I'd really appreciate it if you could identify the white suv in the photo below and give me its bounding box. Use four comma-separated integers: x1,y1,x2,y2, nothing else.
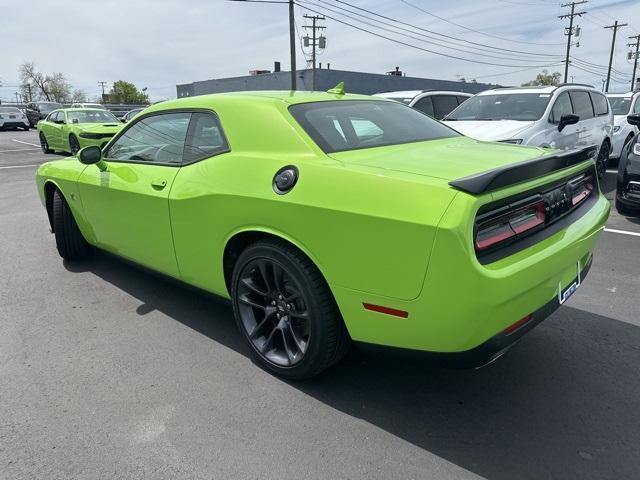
374,90,473,120
606,91,640,160
443,84,614,177
0,106,30,131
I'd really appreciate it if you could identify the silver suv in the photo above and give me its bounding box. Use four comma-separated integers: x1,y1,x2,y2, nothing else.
443,84,614,177
606,91,640,160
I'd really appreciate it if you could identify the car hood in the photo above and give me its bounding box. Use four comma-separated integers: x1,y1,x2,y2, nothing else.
442,120,536,141
76,123,121,133
328,136,550,182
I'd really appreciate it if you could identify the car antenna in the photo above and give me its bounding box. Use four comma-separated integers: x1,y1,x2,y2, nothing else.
327,82,345,95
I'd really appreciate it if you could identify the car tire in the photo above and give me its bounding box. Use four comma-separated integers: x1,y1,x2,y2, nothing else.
39,133,53,154
596,140,611,179
52,189,91,261
23,126,30,131
615,198,639,216
231,239,350,380
69,134,81,155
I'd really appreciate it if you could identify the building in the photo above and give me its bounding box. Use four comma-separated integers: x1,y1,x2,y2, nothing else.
176,68,497,98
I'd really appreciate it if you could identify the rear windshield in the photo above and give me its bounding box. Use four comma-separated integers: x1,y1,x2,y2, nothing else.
38,103,62,114
445,93,552,121
0,107,21,113
289,100,458,153
607,96,632,115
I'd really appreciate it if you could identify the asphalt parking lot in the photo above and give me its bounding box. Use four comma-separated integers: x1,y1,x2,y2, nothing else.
1,129,639,480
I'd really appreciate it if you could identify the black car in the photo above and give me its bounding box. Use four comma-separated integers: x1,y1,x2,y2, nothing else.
616,114,640,215
25,101,62,127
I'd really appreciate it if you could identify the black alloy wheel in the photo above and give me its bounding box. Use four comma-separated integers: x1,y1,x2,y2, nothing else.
39,132,53,154
231,239,350,379
596,141,611,179
69,135,81,155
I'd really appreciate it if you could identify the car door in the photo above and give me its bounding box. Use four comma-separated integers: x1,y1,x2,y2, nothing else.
546,92,579,150
76,111,192,276
47,111,65,149
590,91,613,147
569,90,596,148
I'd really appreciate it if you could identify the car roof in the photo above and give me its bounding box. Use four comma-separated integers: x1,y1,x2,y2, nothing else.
62,108,113,113
375,90,473,98
606,92,637,97
478,83,602,96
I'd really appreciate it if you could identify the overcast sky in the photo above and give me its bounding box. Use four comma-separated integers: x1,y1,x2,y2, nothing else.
1,0,639,102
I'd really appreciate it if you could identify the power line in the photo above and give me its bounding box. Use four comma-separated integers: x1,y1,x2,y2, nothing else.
294,1,562,68
398,0,566,46
298,0,563,63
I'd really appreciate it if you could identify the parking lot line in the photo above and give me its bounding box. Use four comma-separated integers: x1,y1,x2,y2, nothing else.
604,228,640,237
0,148,42,153
0,164,42,169
12,139,41,147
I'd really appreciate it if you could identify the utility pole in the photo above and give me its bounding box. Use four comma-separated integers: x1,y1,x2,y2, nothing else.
289,0,296,90
628,34,640,91
303,14,326,91
98,81,108,99
14,92,20,105
604,21,627,92
559,1,587,83
26,83,32,102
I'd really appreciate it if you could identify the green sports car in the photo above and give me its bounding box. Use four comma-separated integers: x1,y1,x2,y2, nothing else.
37,108,122,155
35,87,610,379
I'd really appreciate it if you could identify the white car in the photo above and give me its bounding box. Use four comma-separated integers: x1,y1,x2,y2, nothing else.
374,90,473,120
443,84,614,177
0,106,30,131
70,103,106,110
606,91,640,159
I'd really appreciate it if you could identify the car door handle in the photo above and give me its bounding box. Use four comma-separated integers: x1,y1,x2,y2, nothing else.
151,179,167,189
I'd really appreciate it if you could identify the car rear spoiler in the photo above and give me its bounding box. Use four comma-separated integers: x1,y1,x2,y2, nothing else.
448,145,598,195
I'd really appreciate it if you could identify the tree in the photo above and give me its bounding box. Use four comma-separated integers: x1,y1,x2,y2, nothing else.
71,89,87,103
521,70,562,87
107,80,149,104
19,62,74,102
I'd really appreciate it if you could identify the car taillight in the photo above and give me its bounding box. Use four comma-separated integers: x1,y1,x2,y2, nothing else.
475,200,545,251
570,175,593,206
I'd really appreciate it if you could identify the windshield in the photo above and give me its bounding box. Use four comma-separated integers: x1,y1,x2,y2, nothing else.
445,93,551,121
38,103,62,114
290,100,458,153
67,110,119,124
607,96,632,115
0,107,21,113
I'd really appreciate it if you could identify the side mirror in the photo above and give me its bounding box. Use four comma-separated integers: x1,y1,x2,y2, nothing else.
558,114,580,132
627,114,640,127
78,146,102,164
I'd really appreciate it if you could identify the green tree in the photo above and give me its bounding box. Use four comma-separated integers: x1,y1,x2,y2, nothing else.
108,80,149,104
521,70,562,87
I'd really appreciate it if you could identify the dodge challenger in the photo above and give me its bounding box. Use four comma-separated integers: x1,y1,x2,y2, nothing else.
35,86,610,379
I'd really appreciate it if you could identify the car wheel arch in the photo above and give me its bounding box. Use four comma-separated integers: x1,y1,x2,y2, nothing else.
222,228,331,297
44,181,63,232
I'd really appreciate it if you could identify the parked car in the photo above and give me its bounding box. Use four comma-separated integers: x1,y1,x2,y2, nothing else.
121,107,144,123
606,91,640,161
70,102,106,110
374,90,473,119
443,84,614,178
25,101,62,127
0,106,30,131
616,113,640,215
37,108,122,155
35,89,609,379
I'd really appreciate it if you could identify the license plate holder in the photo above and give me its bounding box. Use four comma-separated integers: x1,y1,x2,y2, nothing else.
558,261,582,305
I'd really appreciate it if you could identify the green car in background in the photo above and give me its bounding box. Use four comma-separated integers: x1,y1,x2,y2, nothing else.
35,88,610,379
37,108,122,155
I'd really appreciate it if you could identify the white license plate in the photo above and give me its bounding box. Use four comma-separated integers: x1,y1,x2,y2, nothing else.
558,262,582,305
9,115,16,118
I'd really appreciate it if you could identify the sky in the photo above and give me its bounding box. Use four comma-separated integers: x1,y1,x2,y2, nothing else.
0,0,639,103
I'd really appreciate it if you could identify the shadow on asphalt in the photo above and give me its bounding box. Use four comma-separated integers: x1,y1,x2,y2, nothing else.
65,251,640,480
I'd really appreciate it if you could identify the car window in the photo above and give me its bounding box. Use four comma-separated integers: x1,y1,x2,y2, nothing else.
413,96,434,117
183,112,229,163
634,99,640,114
569,91,594,120
456,96,470,105
590,92,609,116
67,110,119,124
290,100,458,153
51,111,62,123
432,95,459,120
549,92,573,124
105,112,191,164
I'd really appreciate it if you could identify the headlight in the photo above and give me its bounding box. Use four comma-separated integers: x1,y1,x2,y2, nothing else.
498,139,523,144
79,132,102,139
613,126,621,133
634,143,640,156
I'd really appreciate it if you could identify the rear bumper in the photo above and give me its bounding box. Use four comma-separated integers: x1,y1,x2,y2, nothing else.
0,121,29,128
